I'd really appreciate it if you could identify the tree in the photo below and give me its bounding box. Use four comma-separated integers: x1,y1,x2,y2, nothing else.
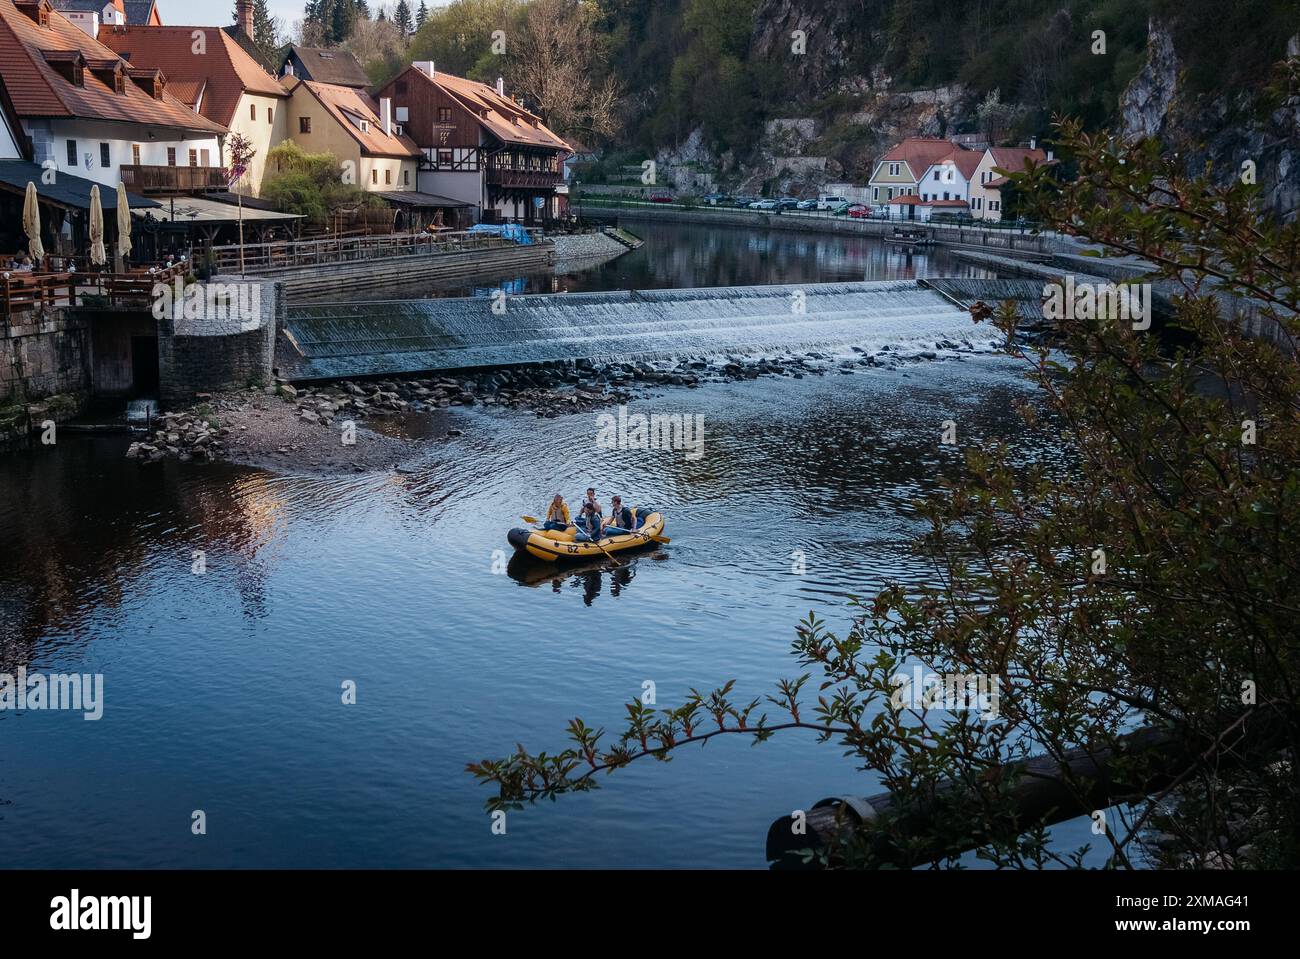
468,112,1300,869
408,0,526,83
507,0,623,141
394,0,413,35
416,0,428,27
232,0,282,62
342,14,408,84
261,141,385,228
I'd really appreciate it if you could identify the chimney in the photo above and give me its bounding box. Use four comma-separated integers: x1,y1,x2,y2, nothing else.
284,60,294,77
496,77,504,97
1029,136,1037,150
413,60,435,77
1046,149,1054,161
236,0,253,36
380,97,392,136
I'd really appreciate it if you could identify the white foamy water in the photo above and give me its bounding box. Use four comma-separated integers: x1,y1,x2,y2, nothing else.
284,280,1003,379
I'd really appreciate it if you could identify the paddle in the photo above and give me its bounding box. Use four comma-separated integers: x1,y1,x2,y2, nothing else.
605,525,671,545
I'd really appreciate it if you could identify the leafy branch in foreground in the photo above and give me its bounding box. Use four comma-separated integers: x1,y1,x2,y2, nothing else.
470,97,1300,868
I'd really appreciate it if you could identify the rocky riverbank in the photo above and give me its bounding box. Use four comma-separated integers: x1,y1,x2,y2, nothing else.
125,338,996,472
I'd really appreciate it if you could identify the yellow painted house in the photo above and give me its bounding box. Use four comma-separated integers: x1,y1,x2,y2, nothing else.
281,77,420,194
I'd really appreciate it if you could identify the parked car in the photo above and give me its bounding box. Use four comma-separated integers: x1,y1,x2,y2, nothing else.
702,192,731,205
774,197,800,210
731,196,757,208
846,204,872,219
749,199,779,210
796,198,818,210
829,201,853,215
648,192,675,203
818,194,851,210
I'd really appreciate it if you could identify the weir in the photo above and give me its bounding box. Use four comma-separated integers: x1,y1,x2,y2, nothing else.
280,280,1005,381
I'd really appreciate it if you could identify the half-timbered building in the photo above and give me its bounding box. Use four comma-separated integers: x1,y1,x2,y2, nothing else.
375,62,571,225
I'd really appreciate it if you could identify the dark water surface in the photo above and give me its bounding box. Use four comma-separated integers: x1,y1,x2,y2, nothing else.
0,358,1058,867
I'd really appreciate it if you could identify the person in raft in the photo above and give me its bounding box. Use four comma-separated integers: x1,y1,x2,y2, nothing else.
574,501,603,541
542,494,571,531
602,496,635,533
581,487,601,515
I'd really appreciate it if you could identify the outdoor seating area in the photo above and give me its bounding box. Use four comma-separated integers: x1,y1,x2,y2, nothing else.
1,262,188,319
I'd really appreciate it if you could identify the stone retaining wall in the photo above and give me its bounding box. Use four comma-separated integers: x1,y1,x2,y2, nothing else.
157,278,281,406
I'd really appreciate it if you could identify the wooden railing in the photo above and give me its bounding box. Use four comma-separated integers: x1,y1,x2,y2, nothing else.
208,229,542,273
487,167,563,189
119,164,228,193
1,262,188,318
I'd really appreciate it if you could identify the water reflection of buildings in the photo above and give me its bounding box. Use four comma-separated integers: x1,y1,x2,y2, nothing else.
0,441,289,668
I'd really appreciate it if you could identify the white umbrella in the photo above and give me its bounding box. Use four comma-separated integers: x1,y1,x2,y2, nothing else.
115,181,132,267
89,185,106,267
23,181,44,262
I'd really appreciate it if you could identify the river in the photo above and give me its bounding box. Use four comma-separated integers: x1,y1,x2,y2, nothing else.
1,222,1063,868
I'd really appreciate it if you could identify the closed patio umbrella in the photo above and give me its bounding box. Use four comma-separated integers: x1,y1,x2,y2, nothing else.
89,185,106,267
23,181,44,263
115,181,132,270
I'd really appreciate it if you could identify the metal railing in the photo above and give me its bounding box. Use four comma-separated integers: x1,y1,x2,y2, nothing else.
571,195,1047,235
208,229,544,274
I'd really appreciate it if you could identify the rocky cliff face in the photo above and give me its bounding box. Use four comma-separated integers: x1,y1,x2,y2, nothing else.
750,0,865,99
1122,19,1299,222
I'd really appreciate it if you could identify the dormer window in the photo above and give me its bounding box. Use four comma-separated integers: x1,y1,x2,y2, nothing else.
86,58,126,93
128,67,166,100
15,0,52,27
44,50,86,87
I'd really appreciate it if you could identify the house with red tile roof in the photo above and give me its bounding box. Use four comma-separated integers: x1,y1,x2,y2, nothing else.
374,62,573,224
867,137,960,205
916,148,983,207
0,0,224,192
98,22,289,196
280,75,421,194
970,144,1049,221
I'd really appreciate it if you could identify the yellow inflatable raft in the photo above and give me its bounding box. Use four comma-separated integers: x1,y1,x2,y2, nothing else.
507,512,666,563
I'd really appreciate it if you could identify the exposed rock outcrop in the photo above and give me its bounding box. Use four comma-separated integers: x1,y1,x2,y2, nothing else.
1121,19,1299,222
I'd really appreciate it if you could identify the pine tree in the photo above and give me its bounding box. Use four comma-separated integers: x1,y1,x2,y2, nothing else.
416,1,428,28
394,0,412,35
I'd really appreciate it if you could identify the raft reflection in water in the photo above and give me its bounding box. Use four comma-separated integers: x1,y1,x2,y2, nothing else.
506,550,667,606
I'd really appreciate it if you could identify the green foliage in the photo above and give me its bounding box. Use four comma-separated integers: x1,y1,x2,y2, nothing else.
468,112,1300,868
260,141,383,226
408,0,526,83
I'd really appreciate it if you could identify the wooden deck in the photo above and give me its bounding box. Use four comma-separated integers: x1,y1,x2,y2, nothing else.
2,263,188,319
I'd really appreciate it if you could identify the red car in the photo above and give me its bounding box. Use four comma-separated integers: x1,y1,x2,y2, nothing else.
649,193,675,203
846,204,871,219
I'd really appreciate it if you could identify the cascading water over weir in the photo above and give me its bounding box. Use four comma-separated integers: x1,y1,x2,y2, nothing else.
279,280,1008,381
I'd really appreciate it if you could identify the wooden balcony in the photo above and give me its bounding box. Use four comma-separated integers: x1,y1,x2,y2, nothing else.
119,164,228,194
486,167,563,190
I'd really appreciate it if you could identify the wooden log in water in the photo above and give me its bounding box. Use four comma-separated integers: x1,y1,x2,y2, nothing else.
765,723,1218,868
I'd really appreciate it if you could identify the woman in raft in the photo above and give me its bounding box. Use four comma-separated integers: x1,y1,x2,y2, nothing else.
542,494,571,532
